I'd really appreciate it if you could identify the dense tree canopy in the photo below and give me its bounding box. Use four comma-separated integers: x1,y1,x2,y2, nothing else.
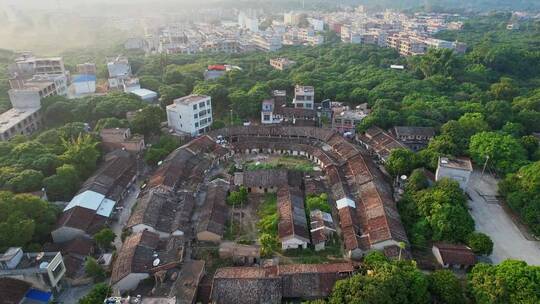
0,192,58,251
468,260,540,304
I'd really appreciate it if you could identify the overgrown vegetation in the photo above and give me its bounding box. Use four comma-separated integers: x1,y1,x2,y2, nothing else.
256,193,279,257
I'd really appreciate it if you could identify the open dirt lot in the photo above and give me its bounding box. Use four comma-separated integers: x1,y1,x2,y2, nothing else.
466,170,540,265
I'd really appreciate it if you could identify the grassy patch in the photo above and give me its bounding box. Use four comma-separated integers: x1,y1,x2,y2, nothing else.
282,236,344,264
245,156,315,172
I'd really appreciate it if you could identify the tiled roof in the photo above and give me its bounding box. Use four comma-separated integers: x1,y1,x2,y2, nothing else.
55,206,107,235
434,243,476,266
277,187,310,242
0,278,31,304
205,126,410,253
128,190,194,235
197,179,229,237
211,267,282,304
111,231,160,284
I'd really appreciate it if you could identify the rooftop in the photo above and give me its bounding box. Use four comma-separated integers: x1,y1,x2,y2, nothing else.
172,94,210,106
0,107,40,134
438,157,473,171
295,85,314,94
72,74,97,83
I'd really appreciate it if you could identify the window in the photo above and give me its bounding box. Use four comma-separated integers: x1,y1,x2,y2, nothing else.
199,102,206,108
51,261,65,280
206,100,210,106
305,103,312,108
264,114,270,121
193,104,197,110
194,114,198,119
195,122,199,127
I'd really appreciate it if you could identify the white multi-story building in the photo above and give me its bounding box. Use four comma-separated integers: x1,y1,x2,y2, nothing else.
292,85,315,109
250,34,282,52
167,95,213,136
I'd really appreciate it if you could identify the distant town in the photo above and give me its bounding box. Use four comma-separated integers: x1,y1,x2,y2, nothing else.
0,2,539,304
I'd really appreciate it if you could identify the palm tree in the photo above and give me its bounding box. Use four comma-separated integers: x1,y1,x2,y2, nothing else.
398,242,407,261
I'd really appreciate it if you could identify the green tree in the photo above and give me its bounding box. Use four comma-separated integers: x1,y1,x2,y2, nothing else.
306,193,331,213
405,169,429,193
79,283,111,304
4,169,44,193
385,148,419,177
93,228,116,251
429,270,466,304
468,260,540,304
84,257,106,282
131,105,165,136
259,233,278,257
43,164,81,201
489,77,519,101
469,131,528,175
60,134,100,178
498,161,540,235
0,192,58,251
328,259,430,304
467,232,494,255
94,117,129,131
227,187,248,207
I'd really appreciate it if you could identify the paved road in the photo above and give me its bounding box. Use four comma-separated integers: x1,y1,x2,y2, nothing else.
112,185,141,250
56,284,94,304
467,170,540,265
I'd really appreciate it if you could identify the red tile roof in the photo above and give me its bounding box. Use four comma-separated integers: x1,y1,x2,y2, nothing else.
433,243,476,266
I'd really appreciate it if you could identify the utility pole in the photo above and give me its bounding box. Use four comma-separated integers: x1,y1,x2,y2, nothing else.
481,155,490,177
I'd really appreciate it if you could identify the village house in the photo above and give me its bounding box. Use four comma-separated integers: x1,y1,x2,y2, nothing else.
110,231,185,293
234,169,303,194
309,209,336,251
52,151,137,243
99,127,145,153
356,126,409,162
127,190,195,238
219,242,261,266
277,186,311,250
432,243,476,269
0,247,66,293
391,126,435,151
210,262,354,303
196,179,230,242
211,267,282,304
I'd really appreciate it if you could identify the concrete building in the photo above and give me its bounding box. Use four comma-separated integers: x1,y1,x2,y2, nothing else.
251,34,282,52
308,18,325,31
0,107,42,141
100,128,145,153
0,88,43,141
0,248,66,292
11,53,66,77
238,11,259,32
107,56,132,78
332,108,367,136
72,74,96,95
76,63,97,75
292,85,315,109
130,88,158,102
284,12,302,26
391,126,435,151
166,95,213,136
269,58,296,71
435,157,473,190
